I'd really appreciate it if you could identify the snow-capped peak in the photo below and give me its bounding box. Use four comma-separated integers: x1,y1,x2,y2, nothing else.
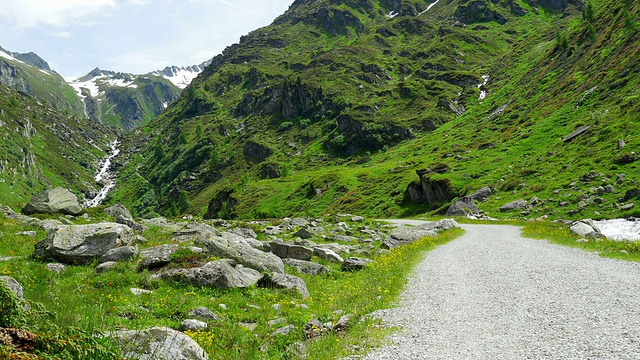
148,61,210,89
68,68,138,99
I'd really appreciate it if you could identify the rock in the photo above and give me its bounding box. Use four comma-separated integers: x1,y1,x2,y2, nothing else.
570,220,604,239
195,235,284,273
45,263,65,274
34,223,136,265
0,276,24,301
621,203,635,211
104,204,133,220
341,257,373,271
22,187,83,216
154,259,263,289
137,244,180,270
16,231,37,236
229,227,257,239
381,237,399,250
273,324,295,336
189,307,221,321
98,245,138,263
304,319,328,338
351,216,365,222
499,199,528,212
268,318,287,327
115,215,145,233
238,322,257,331
445,197,479,216
130,288,153,295
269,241,313,261
110,327,209,360
334,314,352,332
221,232,268,251
282,258,330,275
259,272,310,298
95,261,117,274
605,185,615,193
469,186,492,202
313,247,344,263
180,319,208,332
264,226,283,235
293,227,314,239
387,226,436,244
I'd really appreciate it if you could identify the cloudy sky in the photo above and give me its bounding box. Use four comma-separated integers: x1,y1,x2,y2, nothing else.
0,0,295,79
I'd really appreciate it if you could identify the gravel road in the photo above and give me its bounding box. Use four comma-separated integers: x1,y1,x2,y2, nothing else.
355,223,640,359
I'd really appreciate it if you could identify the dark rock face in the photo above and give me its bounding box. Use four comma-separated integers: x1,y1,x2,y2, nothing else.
204,191,237,220
455,0,508,24
406,172,455,205
259,162,281,179
243,141,272,161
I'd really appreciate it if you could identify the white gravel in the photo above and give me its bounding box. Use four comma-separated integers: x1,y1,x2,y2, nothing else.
354,224,640,359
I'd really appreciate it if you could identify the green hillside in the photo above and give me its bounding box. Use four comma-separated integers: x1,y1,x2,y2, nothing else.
0,84,117,209
110,0,639,220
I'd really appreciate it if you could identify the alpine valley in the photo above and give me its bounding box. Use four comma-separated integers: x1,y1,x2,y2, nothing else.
1,0,639,220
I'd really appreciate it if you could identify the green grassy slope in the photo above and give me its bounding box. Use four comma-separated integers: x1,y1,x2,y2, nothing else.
110,0,639,220
0,84,118,210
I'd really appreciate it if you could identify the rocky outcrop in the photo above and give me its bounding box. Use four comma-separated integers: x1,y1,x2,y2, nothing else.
109,327,209,360
22,187,82,216
195,235,285,273
154,259,263,289
243,141,272,161
406,171,455,205
499,199,528,212
469,187,492,202
34,223,136,265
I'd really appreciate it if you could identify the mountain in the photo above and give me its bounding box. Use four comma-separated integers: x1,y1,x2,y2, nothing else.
68,68,182,130
0,46,85,117
109,0,639,220
0,82,117,209
148,60,211,89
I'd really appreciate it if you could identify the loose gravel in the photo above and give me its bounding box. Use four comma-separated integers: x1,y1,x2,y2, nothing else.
354,224,640,359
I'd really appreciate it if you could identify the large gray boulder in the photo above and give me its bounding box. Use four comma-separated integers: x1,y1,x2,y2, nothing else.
0,276,24,301
570,219,604,239
259,272,310,298
137,244,181,270
110,327,209,360
154,259,263,289
269,241,313,261
34,223,136,265
104,204,133,220
446,197,479,216
98,245,138,263
499,199,528,212
283,258,330,275
313,247,344,263
469,186,492,202
22,187,82,216
195,235,284,273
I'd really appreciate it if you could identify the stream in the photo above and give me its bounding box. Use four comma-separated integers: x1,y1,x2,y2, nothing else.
85,139,120,208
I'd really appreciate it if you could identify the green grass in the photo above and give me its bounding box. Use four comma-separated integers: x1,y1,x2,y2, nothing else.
0,214,463,359
522,220,640,262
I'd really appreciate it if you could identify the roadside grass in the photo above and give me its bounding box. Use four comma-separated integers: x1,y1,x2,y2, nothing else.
0,214,463,359
522,220,640,262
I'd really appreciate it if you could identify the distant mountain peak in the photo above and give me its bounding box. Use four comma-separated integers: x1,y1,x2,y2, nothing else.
147,59,211,89
0,46,52,72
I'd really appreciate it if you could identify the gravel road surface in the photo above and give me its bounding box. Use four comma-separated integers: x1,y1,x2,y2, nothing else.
356,223,640,359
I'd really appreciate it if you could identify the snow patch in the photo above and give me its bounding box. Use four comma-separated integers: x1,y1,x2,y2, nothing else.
160,68,200,89
0,50,25,64
387,11,398,19
105,78,138,89
478,75,489,100
594,219,640,242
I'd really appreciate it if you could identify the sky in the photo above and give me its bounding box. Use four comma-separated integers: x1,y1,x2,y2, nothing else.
0,0,296,79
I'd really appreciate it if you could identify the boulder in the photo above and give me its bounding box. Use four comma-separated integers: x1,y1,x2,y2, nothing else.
22,187,82,216
45,263,66,274
154,259,263,289
313,247,344,263
570,220,604,239
180,319,208,332
95,261,117,274
104,204,133,220
293,227,314,239
469,186,492,202
189,307,221,321
109,327,209,360
137,244,180,270
259,272,310,298
195,235,284,273
282,258,330,275
229,227,257,239
388,226,436,244
34,223,136,265
499,199,528,212
269,241,313,261
98,245,138,263
115,215,145,233
341,257,373,272
221,232,269,251
0,276,24,301
445,197,479,216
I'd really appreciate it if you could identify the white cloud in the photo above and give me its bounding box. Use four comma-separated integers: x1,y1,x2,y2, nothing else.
0,0,116,28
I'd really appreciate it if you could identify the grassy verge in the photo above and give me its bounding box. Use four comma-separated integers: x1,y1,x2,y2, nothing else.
0,215,463,359
522,220,640,262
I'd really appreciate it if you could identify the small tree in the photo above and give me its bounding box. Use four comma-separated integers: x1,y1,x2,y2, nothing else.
582,1,594,23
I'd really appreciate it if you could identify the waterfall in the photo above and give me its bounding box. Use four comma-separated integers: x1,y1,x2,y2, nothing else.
85,140,120,208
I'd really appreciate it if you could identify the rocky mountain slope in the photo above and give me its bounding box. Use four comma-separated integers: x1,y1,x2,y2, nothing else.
104,0,638,220
0,82,117,209
0,47,85,117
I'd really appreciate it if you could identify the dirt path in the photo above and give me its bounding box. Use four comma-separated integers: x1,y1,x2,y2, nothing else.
356,223,640,359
